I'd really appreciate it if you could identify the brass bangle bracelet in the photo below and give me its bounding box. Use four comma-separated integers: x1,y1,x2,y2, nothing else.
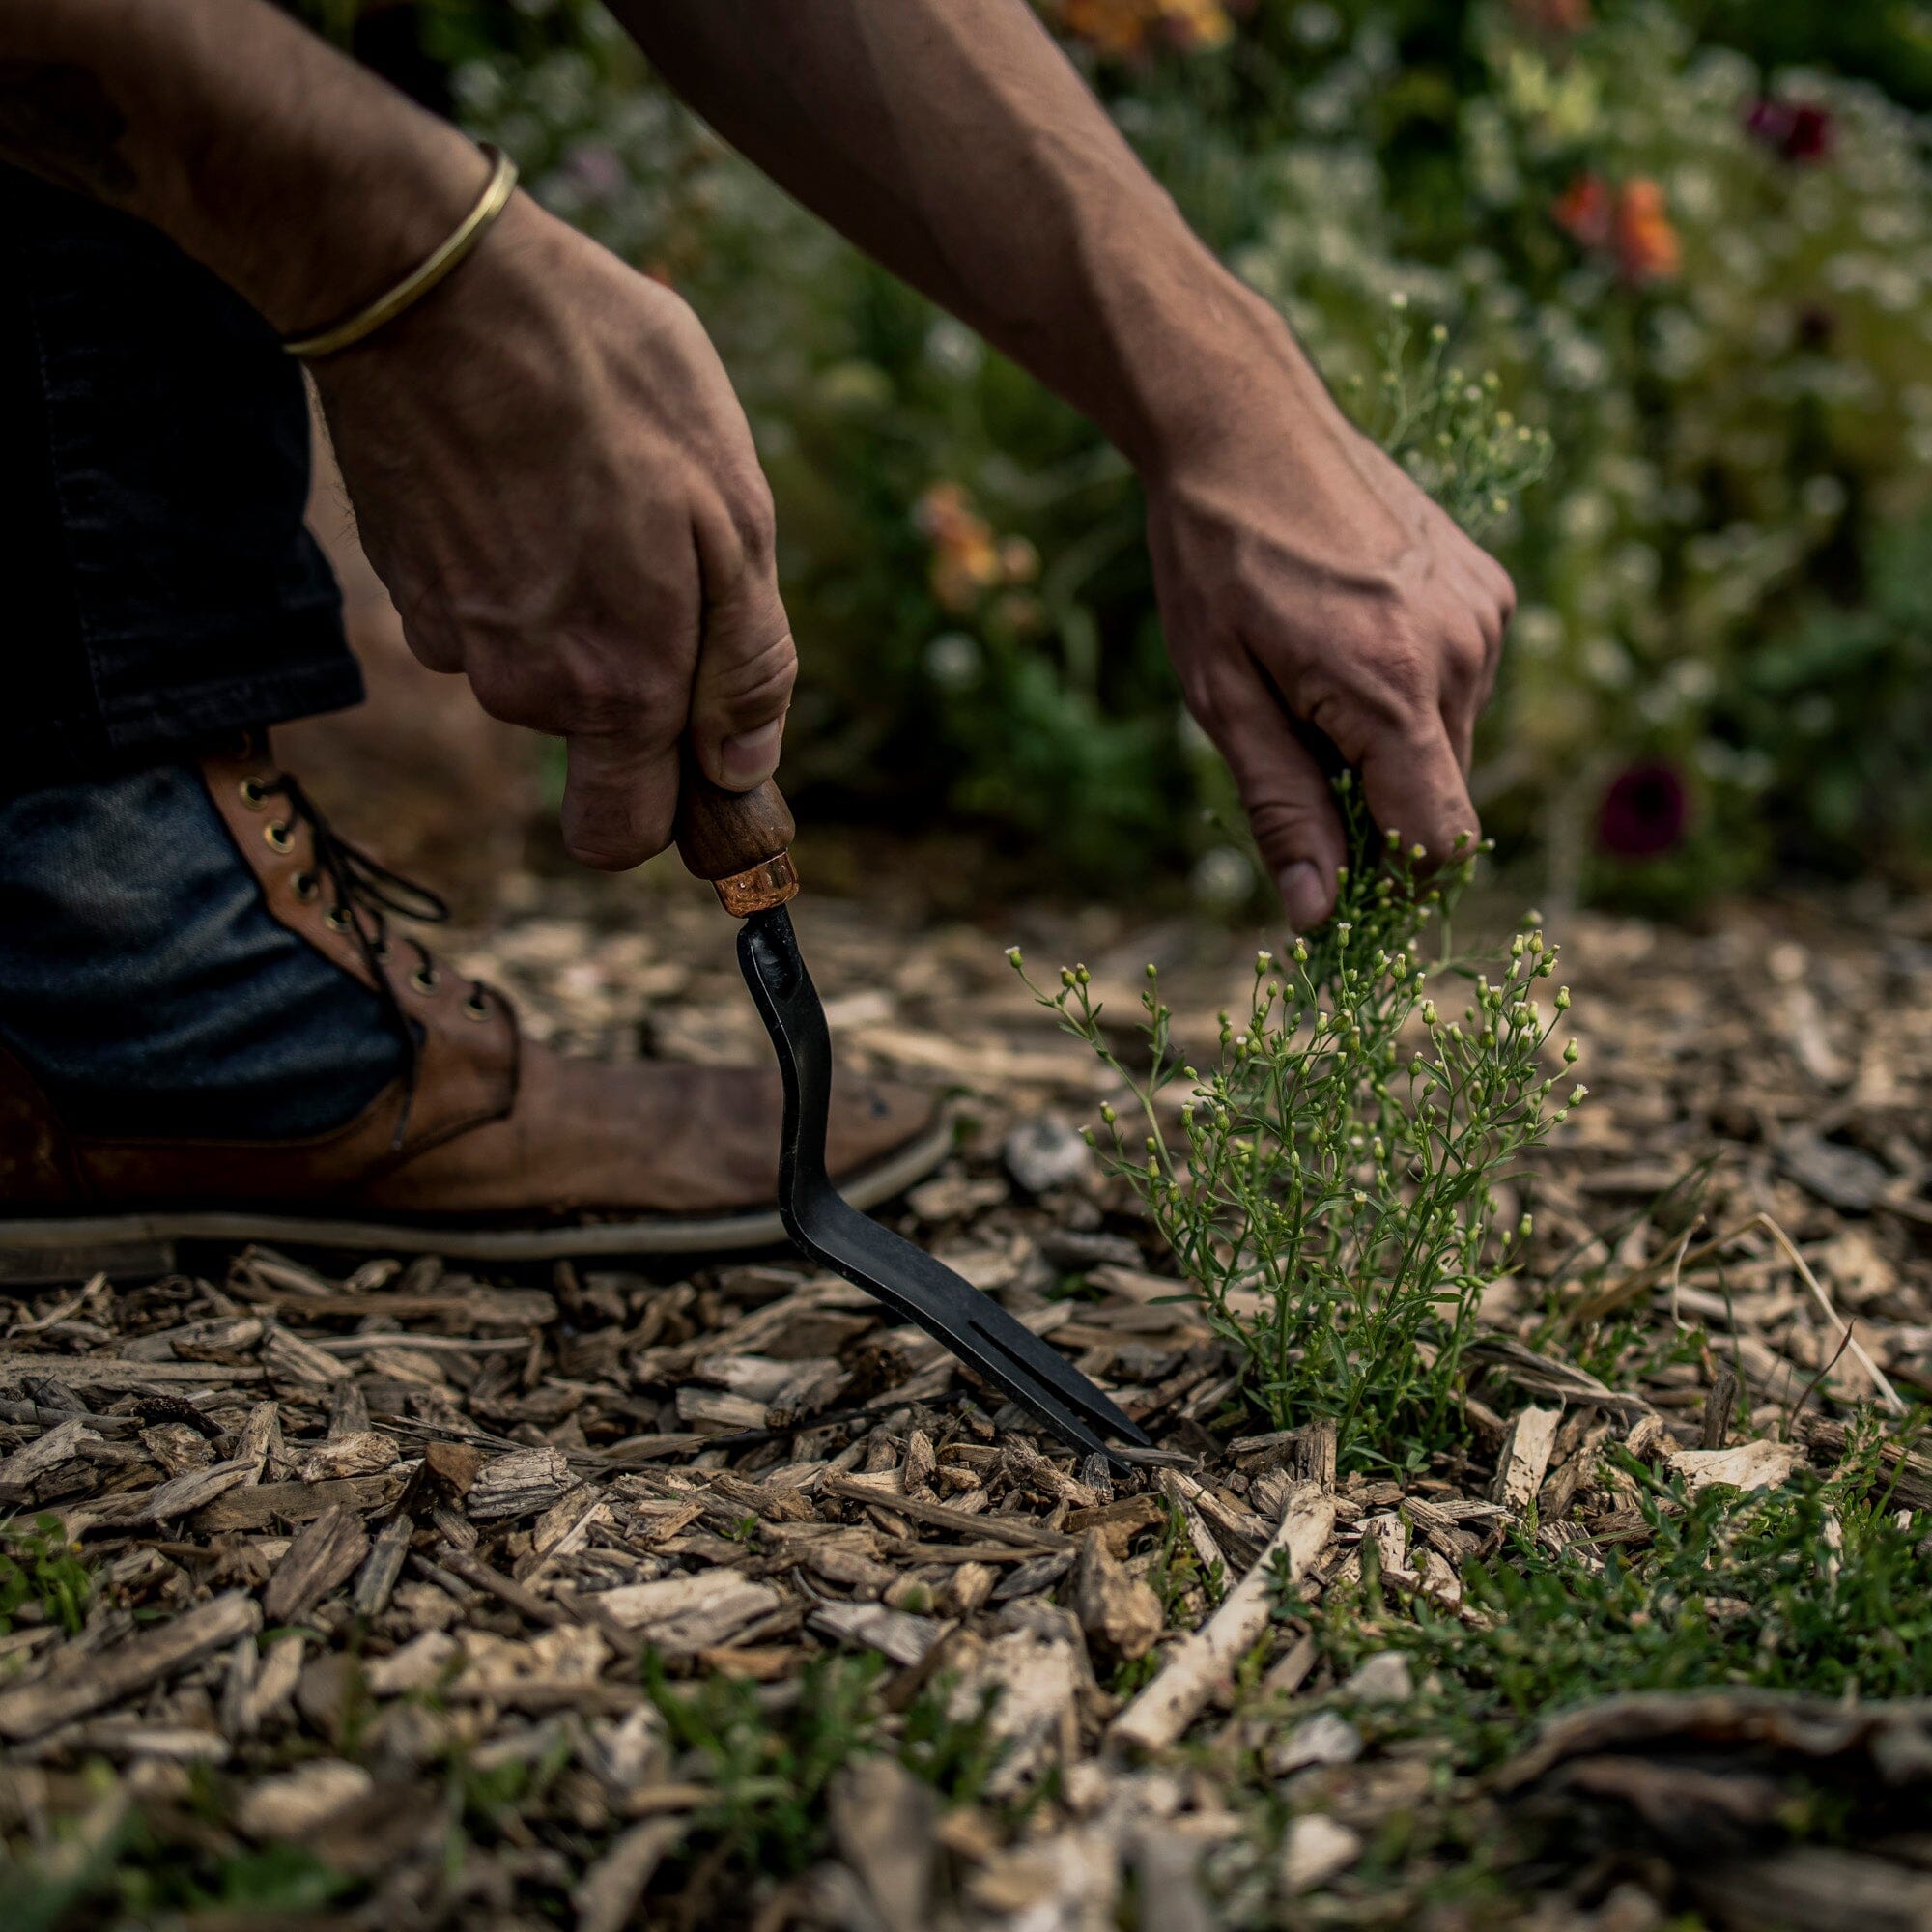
282,143,519,359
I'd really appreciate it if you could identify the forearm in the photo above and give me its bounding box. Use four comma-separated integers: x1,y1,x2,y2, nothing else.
617,0,1314,471
0,0,482,333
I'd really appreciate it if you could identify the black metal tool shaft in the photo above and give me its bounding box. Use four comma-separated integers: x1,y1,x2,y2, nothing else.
673,761,1151,1462
738,906,1152,1461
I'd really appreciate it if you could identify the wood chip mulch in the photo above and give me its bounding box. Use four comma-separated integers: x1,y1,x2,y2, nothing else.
6,876,1932,1929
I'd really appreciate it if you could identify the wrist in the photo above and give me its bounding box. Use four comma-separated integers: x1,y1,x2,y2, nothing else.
1119,264,1345,483
212,126,493,339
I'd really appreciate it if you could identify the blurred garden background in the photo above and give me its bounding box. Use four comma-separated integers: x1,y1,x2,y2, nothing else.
310,0,1932,919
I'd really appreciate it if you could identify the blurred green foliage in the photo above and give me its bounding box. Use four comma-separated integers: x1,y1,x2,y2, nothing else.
350,0,1932,909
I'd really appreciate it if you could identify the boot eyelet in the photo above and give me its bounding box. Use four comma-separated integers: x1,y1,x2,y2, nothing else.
239,776,269,810
324,906,351,933
462,992,491,1022
264,820,294,855
292,871,319,903
412,966,440,995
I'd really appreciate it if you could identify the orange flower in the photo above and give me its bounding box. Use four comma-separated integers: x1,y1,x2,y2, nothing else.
916,482,1002,612
1552,172,1679,286
1057,0,1231,58
1612,178,1680,285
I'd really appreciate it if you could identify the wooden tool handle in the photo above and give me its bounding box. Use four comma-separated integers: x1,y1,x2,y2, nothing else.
674,752,799,916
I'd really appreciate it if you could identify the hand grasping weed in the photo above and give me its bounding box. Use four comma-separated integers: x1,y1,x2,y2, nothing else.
1013,780,1582,1472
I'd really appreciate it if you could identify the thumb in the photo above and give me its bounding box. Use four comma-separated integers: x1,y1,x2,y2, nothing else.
1211,675,1349,932
688,524,797,794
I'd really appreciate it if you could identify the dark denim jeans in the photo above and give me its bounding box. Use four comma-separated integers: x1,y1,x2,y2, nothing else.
0,171,406,1138
1,166,362,790
0,767,405,1138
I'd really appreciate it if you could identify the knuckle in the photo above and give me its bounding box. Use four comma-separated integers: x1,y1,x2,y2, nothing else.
706,630,798,726
1242,796,1323,860
730,473,778,558
1315,641,1432,745
1445,625,1489,691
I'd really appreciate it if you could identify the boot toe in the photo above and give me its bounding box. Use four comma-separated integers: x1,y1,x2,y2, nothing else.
825,1068,946,1187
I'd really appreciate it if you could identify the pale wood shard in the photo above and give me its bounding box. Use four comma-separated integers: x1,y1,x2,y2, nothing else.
0,1589,261,1742
1667,1439,1805,1494
0,1356,264,1390
1134,1830,1215,1932
1111,1484,1336,1755
231,1402,283,1480
1156,1468,1227,1578
585,1571,781,1652
809,1601,949,1667
1490,1405,1563,1515
573,1818,686,1932
263,1503,371,1625
826,1756,937,1932
242,1633,305,1733
1280,1814,1363,1894
674,1386,768,1432
949,1628,1083,1797
236,1760,373,1840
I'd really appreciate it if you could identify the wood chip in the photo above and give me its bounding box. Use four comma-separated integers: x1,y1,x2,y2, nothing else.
1666,1439,1805,1494
1112,1484,1335,1755
1490,1406,1562,1515
0,1589,261,1743
263,1504,371,1625
585,1571,782,1652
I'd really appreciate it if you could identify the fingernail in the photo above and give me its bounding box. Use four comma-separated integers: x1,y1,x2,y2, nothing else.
1277,862,1329,934
720,720,783,789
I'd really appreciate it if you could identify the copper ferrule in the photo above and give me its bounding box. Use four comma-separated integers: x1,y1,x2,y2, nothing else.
714,853,800,917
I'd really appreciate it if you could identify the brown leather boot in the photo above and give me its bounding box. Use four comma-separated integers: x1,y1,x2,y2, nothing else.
0,740,948,1282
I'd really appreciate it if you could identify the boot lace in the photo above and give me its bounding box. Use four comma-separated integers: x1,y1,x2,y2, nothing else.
257,772,492,1148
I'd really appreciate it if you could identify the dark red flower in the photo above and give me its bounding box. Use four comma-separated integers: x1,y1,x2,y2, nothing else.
1746,98,1833,164
1552,171,1613,248
1598,761,1690,860
1796,302,1836,351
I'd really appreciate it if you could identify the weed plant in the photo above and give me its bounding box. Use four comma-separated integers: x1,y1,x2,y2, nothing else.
1013,781,1582,1471
1356,298,1554,539
642,1651,1005,1882
0,1515,90,1636
1313,1443,1932,1770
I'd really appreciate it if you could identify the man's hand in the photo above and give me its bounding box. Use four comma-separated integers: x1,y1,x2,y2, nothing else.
622,0,1515,927
0,0,792,871
1147,314,1515,930
310,197,794,869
